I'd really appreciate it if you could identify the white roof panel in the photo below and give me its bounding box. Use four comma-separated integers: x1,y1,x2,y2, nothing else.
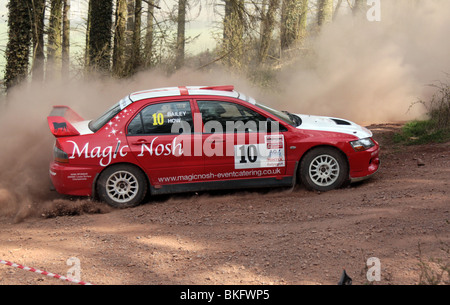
129,87,182,102
128,86,242,102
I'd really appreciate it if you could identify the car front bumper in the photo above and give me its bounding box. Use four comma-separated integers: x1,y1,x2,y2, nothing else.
348,143,380,182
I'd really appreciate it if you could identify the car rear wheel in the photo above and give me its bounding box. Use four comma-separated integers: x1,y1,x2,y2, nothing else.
97,164,147,208
300,147,348,192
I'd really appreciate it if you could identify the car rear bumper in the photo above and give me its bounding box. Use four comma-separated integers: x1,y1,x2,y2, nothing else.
49,162,97,197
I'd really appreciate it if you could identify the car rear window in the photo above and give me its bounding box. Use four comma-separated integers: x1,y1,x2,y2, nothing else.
89,96,132,132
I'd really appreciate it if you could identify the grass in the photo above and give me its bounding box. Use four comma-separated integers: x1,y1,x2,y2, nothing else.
417,241,450,285
394,79,450,145
393,120,450,145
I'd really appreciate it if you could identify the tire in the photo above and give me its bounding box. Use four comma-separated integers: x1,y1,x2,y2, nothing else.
300,147,348,192
97,164,148,208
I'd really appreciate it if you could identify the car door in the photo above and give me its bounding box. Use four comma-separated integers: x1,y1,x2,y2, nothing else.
196,99,287,182
126,100,203,187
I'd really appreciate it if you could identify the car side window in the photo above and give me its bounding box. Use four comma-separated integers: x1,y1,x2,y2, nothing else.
128,101,193,135
197,100,268,133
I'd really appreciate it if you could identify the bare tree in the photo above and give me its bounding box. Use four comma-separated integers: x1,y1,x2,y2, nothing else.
143,0,158,68
62,0,70,77
222,0,245,69
31,0,46,81
353,0,366,15
175,0,187,70
84,0,92,67
87,0,113,73
130,0,143,73
113,0,127,76
280,0,308,51
120,0,143,76
317,0,333,26
352,0,367,20
48,0,62,77
258,0,279,64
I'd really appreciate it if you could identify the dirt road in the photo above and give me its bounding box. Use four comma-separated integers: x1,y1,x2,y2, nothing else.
0,124,448,285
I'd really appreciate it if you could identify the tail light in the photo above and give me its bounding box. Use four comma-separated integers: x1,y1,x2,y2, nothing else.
54,142,69,163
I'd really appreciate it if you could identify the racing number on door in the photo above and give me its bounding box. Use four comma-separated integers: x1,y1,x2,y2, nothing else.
152,113,163,125
152,113,164,126
234,136,286,170
239,144,258,164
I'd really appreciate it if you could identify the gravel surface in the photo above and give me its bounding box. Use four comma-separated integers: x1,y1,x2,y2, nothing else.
0,124,449,285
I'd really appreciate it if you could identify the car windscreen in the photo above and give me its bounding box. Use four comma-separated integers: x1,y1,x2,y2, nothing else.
256,103,301,127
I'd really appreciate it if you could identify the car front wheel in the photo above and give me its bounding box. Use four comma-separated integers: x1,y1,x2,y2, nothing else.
97,164,148,208
300,147,348,192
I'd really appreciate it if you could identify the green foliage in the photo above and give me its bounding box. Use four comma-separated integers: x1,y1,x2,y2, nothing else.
395,80,450,145
393,120,450,145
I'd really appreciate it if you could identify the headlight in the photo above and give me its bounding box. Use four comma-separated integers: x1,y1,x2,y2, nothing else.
350,138,375,152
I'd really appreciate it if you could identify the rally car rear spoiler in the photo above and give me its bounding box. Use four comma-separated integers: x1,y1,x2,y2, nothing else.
47,106,84,137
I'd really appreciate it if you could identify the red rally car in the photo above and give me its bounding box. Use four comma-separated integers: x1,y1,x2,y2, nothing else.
47,86,380,208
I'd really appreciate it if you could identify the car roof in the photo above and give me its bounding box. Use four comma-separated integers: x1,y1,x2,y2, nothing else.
128,86,255,105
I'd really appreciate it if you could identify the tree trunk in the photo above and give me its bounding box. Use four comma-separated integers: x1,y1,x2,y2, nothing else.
131,0,142,73
317,0,333,27
352,0,366,18
281,0,308,50
48,0,63,77
31,0,46,82
4,0,32,90
112,0,127,76
333,0,343,20
258,0,279,64
125,0,135,67
222,0,245,69
87,0,113,73
62,0,70,78
84,0,92,67
259,0,267,43
144,0,156,68
175,0,186,70
353,0,365,13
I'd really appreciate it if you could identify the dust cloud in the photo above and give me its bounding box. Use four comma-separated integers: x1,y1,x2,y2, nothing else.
274,0,450,124
0,71,252,222
0,0,448,221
